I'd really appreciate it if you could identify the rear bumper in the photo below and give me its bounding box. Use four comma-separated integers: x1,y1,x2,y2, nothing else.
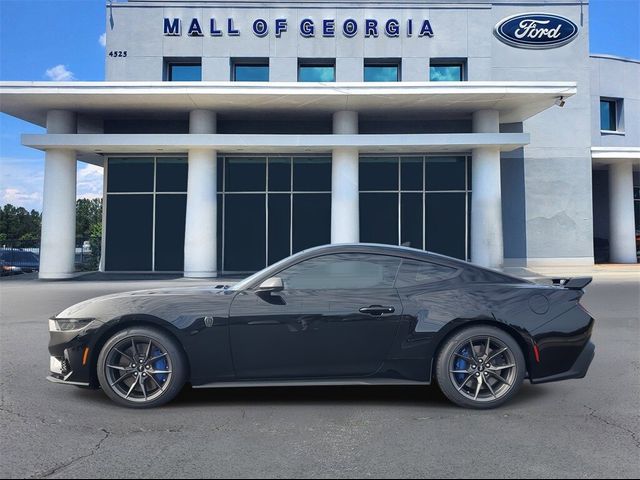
530,341,595,384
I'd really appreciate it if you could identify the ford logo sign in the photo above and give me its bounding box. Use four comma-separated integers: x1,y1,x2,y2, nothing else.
494,13,579,49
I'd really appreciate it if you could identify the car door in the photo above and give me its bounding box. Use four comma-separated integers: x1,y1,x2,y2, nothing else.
229,253,403,379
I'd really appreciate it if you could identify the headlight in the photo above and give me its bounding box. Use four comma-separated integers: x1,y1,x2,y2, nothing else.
49,318,95,332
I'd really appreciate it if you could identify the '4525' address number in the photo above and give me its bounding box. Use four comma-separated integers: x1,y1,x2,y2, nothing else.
108,51,128,58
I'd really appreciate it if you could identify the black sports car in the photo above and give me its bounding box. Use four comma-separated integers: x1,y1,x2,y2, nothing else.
47,243,595,409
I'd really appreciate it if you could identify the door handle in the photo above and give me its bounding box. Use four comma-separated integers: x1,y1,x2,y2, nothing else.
359,305,395,316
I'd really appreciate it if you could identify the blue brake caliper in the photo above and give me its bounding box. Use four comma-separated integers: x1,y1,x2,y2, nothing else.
150,347,168,384
454,347,470,384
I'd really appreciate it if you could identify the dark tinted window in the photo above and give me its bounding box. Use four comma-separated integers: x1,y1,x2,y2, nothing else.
425,192,466,259
600,99,617,131
156,158,188,192
268,193,291,264
225,157,266,192
360,193,398,245
425,157,466,191
292,193,330,252
105,194,153,271
268,158,291,191
154,194,186,271
107,158,154,193
293,157,331,191
401,193,423,249
360,157,399,191
280,253,401,290
395,259,457,288
224,194,266,271
401,157,423,190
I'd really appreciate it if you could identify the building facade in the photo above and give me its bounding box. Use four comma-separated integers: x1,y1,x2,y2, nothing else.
1,0,638,278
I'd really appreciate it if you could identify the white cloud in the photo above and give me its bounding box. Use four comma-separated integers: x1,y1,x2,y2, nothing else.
1,188,42,207
99,33,106,48
77,162,104,200
45,64,75,81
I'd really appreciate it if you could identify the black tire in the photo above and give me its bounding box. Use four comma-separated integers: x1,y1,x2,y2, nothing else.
435,326,525,409
97,326,187,408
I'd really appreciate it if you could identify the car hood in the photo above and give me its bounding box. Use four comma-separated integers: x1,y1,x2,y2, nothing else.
54,284,235,322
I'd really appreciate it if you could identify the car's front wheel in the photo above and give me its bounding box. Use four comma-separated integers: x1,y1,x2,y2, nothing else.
96,326,187,408
436,326,525,409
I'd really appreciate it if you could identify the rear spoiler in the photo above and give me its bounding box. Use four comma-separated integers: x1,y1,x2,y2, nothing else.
551,277,593,290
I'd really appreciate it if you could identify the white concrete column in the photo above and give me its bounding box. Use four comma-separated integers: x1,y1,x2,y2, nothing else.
608,161,636,263
471,110,504,268
184,110,218,277
39,110,77,279
331,111,359,243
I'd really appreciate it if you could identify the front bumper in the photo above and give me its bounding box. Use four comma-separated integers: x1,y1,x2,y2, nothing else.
530,341,595,384
48,321,103,388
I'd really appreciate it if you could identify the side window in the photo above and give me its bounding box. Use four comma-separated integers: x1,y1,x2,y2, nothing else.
279,254,401,290
395,259,457,288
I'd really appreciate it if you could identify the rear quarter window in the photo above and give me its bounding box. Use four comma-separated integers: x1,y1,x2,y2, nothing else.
395,259,458,288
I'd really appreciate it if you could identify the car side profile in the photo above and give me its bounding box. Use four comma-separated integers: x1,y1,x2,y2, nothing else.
47,243,595,409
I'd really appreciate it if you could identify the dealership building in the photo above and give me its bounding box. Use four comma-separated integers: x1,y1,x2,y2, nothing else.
0,0,638,279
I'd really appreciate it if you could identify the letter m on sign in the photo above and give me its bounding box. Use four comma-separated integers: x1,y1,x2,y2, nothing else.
164,18,181,36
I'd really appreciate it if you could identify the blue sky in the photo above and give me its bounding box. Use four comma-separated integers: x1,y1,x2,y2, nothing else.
0,0,639,211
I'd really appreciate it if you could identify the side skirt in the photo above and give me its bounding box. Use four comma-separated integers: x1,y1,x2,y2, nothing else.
192,378,431,389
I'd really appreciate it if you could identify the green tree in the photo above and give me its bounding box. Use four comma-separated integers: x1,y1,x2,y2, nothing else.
76,198,103,241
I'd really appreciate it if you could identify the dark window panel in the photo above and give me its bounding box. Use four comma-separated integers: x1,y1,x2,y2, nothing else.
156,157,188,192
425,157,466,191
217,193,223,271
400,157,423,190
292,193,330,252
360,157,399,191
401,193,423,250
154,194,187,271
107,158,154,193
425,192,466,259
293,157,331,192
217,157,224,191
600,99,617,131
268,157,292,192
360,192,399,245
279,253,401,290
224,194,266,271
105,194,153,271
225,157,266,192
268,193,291,264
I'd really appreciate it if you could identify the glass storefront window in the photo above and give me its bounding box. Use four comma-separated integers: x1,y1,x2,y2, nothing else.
107,157,154,193
105,194,153,271
425,157,466,191
155,194,187,271
293,157,331,191
224,194,266,271
268,158,291,192
233,63,269,82
430,64,464,81
225,157,266,192
360,157,399,191
156,157,188,192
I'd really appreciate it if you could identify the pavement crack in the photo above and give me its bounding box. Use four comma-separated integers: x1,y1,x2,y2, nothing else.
584,404,640,449
34,428,111,479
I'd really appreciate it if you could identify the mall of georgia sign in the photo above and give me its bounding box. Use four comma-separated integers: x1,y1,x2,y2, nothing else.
494,13,579,49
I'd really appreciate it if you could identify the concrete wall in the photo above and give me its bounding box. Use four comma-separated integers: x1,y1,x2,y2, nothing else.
106,0,598,266
590,55,640,148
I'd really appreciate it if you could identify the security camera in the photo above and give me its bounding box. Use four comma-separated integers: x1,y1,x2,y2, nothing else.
555,97,566,107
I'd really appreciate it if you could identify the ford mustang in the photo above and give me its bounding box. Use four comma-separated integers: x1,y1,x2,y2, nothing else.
47,243,595,409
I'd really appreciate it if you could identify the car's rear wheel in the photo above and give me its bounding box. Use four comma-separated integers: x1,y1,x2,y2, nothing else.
97,326,186,408
436,326,525,409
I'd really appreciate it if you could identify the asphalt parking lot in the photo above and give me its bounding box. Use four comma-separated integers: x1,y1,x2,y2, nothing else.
1,273,639,478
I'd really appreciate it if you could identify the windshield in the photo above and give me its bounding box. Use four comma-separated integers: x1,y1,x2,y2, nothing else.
0,250,39,263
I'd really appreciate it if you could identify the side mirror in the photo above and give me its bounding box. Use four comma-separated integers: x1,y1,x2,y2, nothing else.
257,277,284,293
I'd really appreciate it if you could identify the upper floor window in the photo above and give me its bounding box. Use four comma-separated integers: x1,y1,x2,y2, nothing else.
600,98,624,133
430,59,466,81
298,59,335,82
364,59,401,82
165,59,202,81
232,59,269,81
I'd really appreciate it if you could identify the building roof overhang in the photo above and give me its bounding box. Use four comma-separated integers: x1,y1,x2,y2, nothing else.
0,81,577,126
591,147,640,170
